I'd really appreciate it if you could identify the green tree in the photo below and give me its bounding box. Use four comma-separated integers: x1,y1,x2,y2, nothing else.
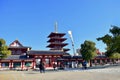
97,25,120,58
0,38,11,59
80,40,97,66
109,52,120,59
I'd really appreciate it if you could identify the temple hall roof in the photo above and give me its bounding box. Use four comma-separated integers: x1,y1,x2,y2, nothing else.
5,55,27,60
27,50,65,55
9,39,31,49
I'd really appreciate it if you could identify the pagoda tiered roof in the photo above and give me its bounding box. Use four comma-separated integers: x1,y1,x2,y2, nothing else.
47,42,68,48
47,37,67,42
63,48,70,52
47,24,69,52
48,32,65,37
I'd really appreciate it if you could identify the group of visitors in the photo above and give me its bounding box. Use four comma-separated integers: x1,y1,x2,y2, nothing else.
38,60,87,73
38,61,57,73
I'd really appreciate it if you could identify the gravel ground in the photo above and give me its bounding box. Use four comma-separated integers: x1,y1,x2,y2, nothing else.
0,66,120,80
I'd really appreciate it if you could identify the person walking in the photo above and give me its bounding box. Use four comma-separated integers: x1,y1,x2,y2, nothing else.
82,60,87,69
84,61,87,69
39,61,45,73
53,63,57,70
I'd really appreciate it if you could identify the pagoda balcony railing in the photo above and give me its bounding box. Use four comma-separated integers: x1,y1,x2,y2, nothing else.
49,36,64,38
50,48,63,50
50,42,65,44
47,38,66,42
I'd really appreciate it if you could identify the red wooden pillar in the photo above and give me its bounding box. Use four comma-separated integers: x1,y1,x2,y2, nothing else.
0,60,1,68
53,55,60,67
42,55,45,62
48,56,52,67
21,60,25,70
105,59,107,64
109,58,112,64
100,59,102,64
42,56,46,67
94,59,97,65
32,59,36,69
51,55,55,66
9,60,13,69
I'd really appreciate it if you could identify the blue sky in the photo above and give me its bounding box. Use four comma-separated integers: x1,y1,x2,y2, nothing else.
1,0,120,54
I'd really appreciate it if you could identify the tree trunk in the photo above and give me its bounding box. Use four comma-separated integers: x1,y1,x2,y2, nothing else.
89,60,92,67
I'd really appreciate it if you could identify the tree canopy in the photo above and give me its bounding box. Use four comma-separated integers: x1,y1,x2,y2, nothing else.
80,40,97,62
0,38,11,59
97,25,120,58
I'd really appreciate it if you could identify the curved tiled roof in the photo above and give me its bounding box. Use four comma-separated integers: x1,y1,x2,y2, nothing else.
27,50,65,55
5,55,27,60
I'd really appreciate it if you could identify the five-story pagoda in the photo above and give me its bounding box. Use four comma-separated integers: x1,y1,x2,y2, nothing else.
47,22,70,52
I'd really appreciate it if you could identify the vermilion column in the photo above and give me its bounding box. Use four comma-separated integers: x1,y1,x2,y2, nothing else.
0,61,1,68
32,59,36,69
105,59,107,64
21,60,25,70
51,55,55,66
42,55,45,62
9,60,13,69
100,59,103,64
94,59,97,64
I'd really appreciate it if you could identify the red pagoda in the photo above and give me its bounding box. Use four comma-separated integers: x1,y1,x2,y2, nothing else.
47,22,70,52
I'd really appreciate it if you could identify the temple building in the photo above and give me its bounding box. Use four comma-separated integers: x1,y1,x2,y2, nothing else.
9,40,31,55
0,40,33,70
0,23,70,70
0,23,119,70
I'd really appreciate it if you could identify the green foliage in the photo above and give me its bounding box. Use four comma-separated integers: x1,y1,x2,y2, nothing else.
0,38,6,47
97,25,120,58
97,34,112,46
80,40,97,61
110,25,120,37
109,52,120,59
0,38,11,59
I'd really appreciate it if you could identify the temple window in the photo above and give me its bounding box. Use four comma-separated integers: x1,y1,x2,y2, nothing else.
45,58,50,65
12,50,15,55
13,62,21,68
1,62,9,68
16,50,22,54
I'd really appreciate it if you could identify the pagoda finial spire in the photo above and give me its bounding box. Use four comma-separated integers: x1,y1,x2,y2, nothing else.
16,38,18,41
55,22,58,33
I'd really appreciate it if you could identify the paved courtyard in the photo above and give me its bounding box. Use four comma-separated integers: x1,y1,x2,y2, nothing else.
0,66,120,80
